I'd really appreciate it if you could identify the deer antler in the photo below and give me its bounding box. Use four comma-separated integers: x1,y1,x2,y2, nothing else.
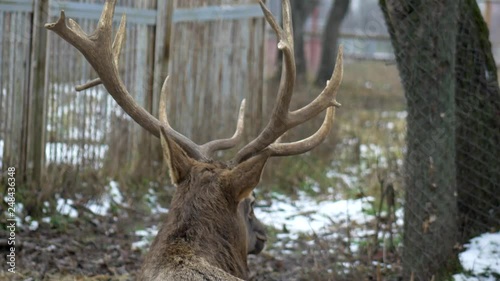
45,0,245,160
45,0,341,163
232,0,343,163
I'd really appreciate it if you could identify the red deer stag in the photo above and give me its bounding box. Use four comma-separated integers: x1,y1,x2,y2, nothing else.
45,0,343,279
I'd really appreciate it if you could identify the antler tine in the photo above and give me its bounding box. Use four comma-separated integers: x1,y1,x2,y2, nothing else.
233,0,343,164
76,13,127,91
96,0,117,43
112,14,127,64
268,107,335,156
281,0,294,50
288,47,343,126
45,11,91,52
259,0,295,112
76,14,127,91
75,78,101,91
159,77,205,160
233,0,296,163
200,99,246,157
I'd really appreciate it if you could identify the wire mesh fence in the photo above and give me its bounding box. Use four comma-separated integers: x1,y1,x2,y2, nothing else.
381,0,500,280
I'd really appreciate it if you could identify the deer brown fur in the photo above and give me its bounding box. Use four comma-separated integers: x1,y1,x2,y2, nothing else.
139,136,269,280
45,0,343,279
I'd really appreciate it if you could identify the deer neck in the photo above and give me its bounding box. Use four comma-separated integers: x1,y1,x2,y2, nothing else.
148,194,249,279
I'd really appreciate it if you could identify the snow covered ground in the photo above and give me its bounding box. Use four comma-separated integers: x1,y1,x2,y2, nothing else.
254,192,375,234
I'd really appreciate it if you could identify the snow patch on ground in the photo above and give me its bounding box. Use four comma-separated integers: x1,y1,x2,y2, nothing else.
108,181,124,204
86,181,124,216
130,191,381,252
454,232,500,281
28,220,39,231
145,188,169,215
255,192,374,234
454,275,498,281
132,225,159,251
57,198,78,218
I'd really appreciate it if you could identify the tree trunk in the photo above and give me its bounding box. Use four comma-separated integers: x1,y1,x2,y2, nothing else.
379,1,460,280
291,0,318,77
455,0,500,243
315,0,350,86
274,0,318,79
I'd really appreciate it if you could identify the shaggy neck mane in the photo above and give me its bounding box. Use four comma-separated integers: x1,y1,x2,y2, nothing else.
149,166,249,279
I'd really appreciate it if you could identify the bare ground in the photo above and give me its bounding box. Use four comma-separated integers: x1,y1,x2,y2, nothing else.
0,205,402,281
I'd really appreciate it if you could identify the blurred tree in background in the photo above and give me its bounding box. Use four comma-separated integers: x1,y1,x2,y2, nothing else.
380,0,500,279
315,0,350,86
290,0,319,78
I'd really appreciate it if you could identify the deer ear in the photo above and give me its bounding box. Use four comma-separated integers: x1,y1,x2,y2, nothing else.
160,126,193,185
225,153,270,202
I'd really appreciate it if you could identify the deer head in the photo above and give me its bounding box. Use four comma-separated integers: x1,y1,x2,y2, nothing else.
45,0,342,280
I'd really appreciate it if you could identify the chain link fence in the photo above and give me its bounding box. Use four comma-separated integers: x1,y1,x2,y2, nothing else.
380,0,500,280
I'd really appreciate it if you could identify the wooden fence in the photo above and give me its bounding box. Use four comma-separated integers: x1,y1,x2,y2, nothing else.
0,0,265,185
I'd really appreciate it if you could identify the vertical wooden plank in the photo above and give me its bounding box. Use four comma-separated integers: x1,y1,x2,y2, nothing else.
153,0,173,119
0,12,5,169
4,13,15,169
131,22,146,167
254,16,266,137
141,24,156,169
20,12,30,181
0,12,4,128
165,0,266,146
28,0,50,185
6,12,28,173
13,12,21,167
